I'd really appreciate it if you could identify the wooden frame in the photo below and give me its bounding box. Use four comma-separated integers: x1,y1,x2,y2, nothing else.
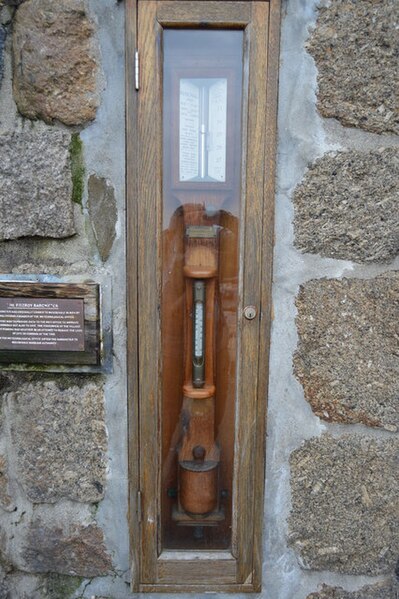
126,0,281,592
0,281,102,368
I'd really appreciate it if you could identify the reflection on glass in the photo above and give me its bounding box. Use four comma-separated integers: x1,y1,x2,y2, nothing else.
162,29,243,550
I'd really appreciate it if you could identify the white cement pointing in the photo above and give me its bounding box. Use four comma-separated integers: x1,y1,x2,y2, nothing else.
79,0,130,587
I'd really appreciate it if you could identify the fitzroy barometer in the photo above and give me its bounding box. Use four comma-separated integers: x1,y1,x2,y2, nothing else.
127,0,280,591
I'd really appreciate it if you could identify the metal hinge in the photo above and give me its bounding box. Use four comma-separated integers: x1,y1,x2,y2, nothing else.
137,490,142,522
135,49,139,91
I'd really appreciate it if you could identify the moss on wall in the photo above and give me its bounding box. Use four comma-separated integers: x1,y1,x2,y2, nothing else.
41,573,83,599
69,133,85,206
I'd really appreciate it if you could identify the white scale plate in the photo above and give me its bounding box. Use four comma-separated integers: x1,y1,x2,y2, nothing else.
179,78,227,183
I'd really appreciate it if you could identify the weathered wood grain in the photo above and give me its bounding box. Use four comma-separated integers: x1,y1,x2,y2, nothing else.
253,1,281,589
157,556,236,584
127,0,281,591
136,0,162,584
139,583,255,593
157,1,251,27
233,1,270,585
126,0,141,591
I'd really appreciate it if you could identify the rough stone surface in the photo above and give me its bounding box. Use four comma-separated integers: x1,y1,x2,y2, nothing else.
0,541,12,594
0,565,9,599
0,1,25,7
294,148,399,263
0,207,94,274
0,25,5,83
0,5,15,25
306,580,398,599
0,129,75,240
289,435,399,575
0,572,41,599
88,175,117,261
0,578,8,598
307,0,399,135
6,380,107,503
0,379,12,512
22,522,112,577
0,455,13,510
0,373,7,430
13,0,101,125
294,274,399,431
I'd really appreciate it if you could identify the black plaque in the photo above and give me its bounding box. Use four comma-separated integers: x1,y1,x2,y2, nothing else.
0,298,85,352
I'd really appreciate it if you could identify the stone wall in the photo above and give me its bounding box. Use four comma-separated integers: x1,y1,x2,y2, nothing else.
0,0,397,598
0,0,127,597
267,0,398,597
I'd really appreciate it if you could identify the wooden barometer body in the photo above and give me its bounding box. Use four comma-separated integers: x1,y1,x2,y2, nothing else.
127,0,280,591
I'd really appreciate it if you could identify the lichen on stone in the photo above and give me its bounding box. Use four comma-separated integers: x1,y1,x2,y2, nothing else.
307,580,398,599
22,521,113,577
289,434,399,575
6,379,107,503
307,0,399,135
294,148,399,264
0,129,75,239
12,0,101,126
294,273,399,431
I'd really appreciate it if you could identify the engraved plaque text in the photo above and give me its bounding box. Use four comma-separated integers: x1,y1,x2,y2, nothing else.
0,298,85,352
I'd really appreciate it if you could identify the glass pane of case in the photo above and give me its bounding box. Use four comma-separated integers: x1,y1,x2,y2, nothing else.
179,78,227,182
162,29,243,550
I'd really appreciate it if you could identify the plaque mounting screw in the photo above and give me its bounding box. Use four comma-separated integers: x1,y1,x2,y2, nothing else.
244,305,257,320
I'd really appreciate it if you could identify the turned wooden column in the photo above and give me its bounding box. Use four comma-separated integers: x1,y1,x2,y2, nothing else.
176,202,221,517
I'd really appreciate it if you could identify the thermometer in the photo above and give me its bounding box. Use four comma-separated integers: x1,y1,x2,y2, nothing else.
192,280,205,388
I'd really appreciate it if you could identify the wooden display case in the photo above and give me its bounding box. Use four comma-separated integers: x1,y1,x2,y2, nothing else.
127,0,281,592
